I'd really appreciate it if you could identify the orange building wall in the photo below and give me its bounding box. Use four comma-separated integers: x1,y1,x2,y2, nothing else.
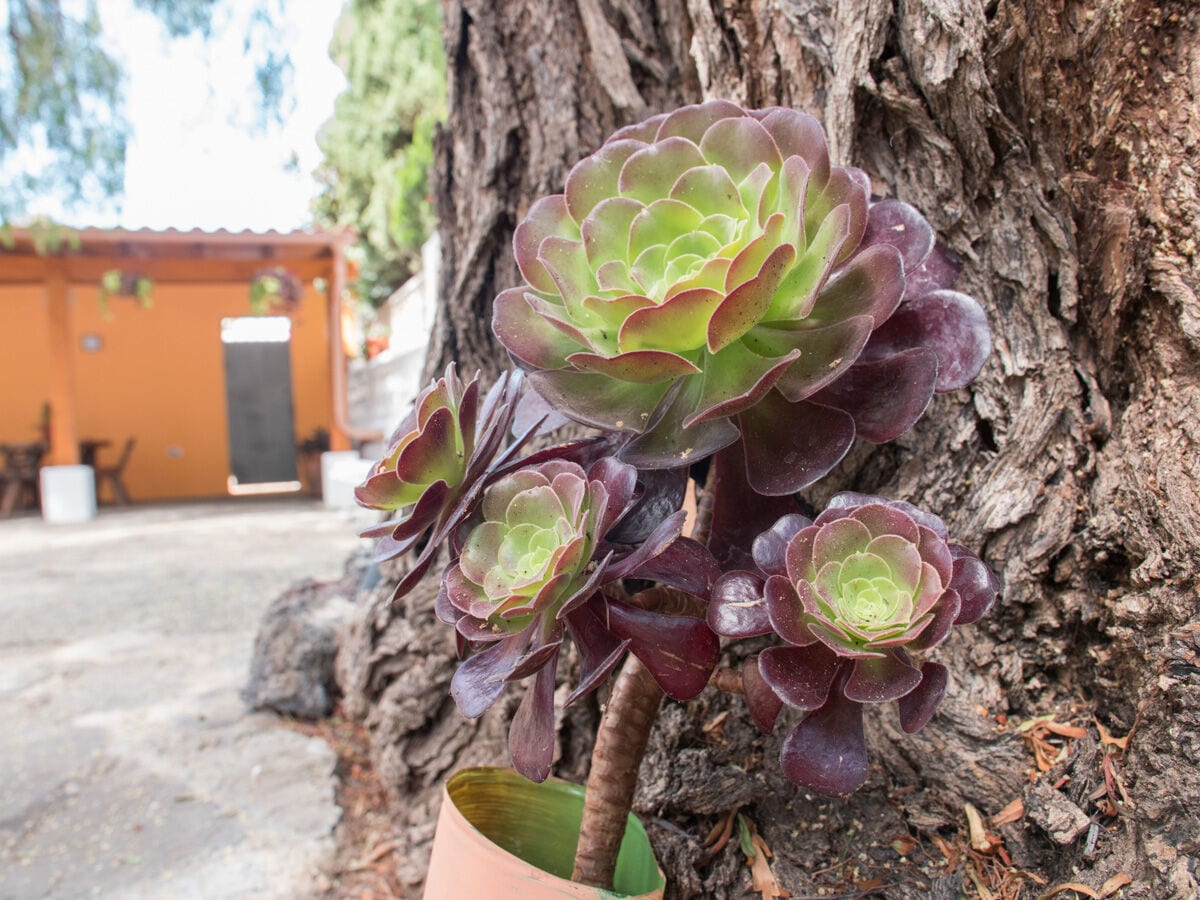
0,281,333,501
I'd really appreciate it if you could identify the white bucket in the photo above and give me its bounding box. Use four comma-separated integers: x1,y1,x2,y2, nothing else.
40,465,97,524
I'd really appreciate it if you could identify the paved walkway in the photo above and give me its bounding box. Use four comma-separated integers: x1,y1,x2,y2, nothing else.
0,499,371,900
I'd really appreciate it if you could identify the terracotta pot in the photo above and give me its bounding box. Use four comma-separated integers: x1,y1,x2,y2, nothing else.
424,767,665,899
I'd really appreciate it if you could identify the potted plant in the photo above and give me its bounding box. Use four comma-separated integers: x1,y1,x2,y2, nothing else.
296,427,331,497
355,101,998,896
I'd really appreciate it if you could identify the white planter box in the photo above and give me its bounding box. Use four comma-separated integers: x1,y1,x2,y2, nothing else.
321,451,375,509
40,465,97,524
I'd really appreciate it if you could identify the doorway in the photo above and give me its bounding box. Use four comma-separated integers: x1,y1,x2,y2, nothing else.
220,317,299,492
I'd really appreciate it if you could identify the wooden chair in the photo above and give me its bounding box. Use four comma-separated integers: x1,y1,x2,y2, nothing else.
95,438,136,506
0,442,46,517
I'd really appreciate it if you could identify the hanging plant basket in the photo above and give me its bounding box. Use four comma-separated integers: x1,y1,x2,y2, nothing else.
424,767,664,899
248,266,304,315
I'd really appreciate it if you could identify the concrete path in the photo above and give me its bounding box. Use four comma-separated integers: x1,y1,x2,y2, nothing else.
0,499,371,900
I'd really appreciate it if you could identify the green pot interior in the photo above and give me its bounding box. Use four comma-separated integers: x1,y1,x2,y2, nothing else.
446,767,665,897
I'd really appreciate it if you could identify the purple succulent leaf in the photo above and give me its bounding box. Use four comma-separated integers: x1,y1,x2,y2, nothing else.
738,391,856,495
603,599,719,701
897,662,949,733
916,525,955,585
751,513,814,577
752,107,831,187
813,515,872,561
861,199,935,273
600,509,687,584
806,168,868,266
698,115,782,183
843,649,923,703
492,435,618,482
765,574,817,645
742,654,784,733
906,588,962,652
810,347,938,443
384,539,440,599
759,644,841,711
554,550,614,621
513,195,577,293
686,341,801,427
905,243,961,296
587,456,639,537
450,630,532,718
825,493,948,540
507,635,564,682
784,524,817,585
708,570,771,638
623,536,721,601
511,383,572,438
606,466,688,544
607,114,666,144
508,652,559,783
845,167,872,197
618,381,740,469
528,368,673,433
806,244,905,327
434,575,461,626
656,100,748,142
767,316,875,403
780,679,869,796
948,545,1001,624
706,443,805,569
563,602,632,706
493,288,578,371
865,289,991,393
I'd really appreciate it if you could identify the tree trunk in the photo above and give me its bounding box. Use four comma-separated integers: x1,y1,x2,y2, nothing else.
339,1,1200,896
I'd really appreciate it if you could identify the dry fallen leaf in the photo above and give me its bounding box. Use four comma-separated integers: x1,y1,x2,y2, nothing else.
1099,873,1133,896
992,798,1025,826
1037,882,1101,899
1095,719,1131,752
965,803,993,852
737,815,789,899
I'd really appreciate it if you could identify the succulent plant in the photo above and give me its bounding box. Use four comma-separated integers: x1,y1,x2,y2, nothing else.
356,364,525,599
708,492,999,795
438,454,719,782
494,100,991,494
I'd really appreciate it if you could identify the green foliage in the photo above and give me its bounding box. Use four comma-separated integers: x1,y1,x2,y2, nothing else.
0,0,291,223
313,0,445,306
0,0,126,220
97,268,154,320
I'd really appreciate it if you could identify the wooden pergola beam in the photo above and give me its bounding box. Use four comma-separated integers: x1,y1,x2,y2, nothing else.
0,255,335,286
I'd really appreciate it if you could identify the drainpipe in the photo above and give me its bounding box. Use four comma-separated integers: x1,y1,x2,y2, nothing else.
328,240,383,450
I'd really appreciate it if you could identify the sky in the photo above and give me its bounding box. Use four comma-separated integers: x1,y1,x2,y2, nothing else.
94,0,347,233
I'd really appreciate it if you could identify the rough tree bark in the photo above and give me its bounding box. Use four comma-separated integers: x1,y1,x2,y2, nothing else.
338,1,1200,896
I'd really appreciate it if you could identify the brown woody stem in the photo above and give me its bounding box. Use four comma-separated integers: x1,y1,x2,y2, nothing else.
572,479,715,888
571,655,663,887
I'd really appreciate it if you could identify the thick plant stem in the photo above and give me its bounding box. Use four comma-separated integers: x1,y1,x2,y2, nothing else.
571,655,664,888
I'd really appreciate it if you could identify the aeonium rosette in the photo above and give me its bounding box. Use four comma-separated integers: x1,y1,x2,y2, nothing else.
438,455,720,783
709,492,1000,796
495,100,991,495
355,364,525,600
